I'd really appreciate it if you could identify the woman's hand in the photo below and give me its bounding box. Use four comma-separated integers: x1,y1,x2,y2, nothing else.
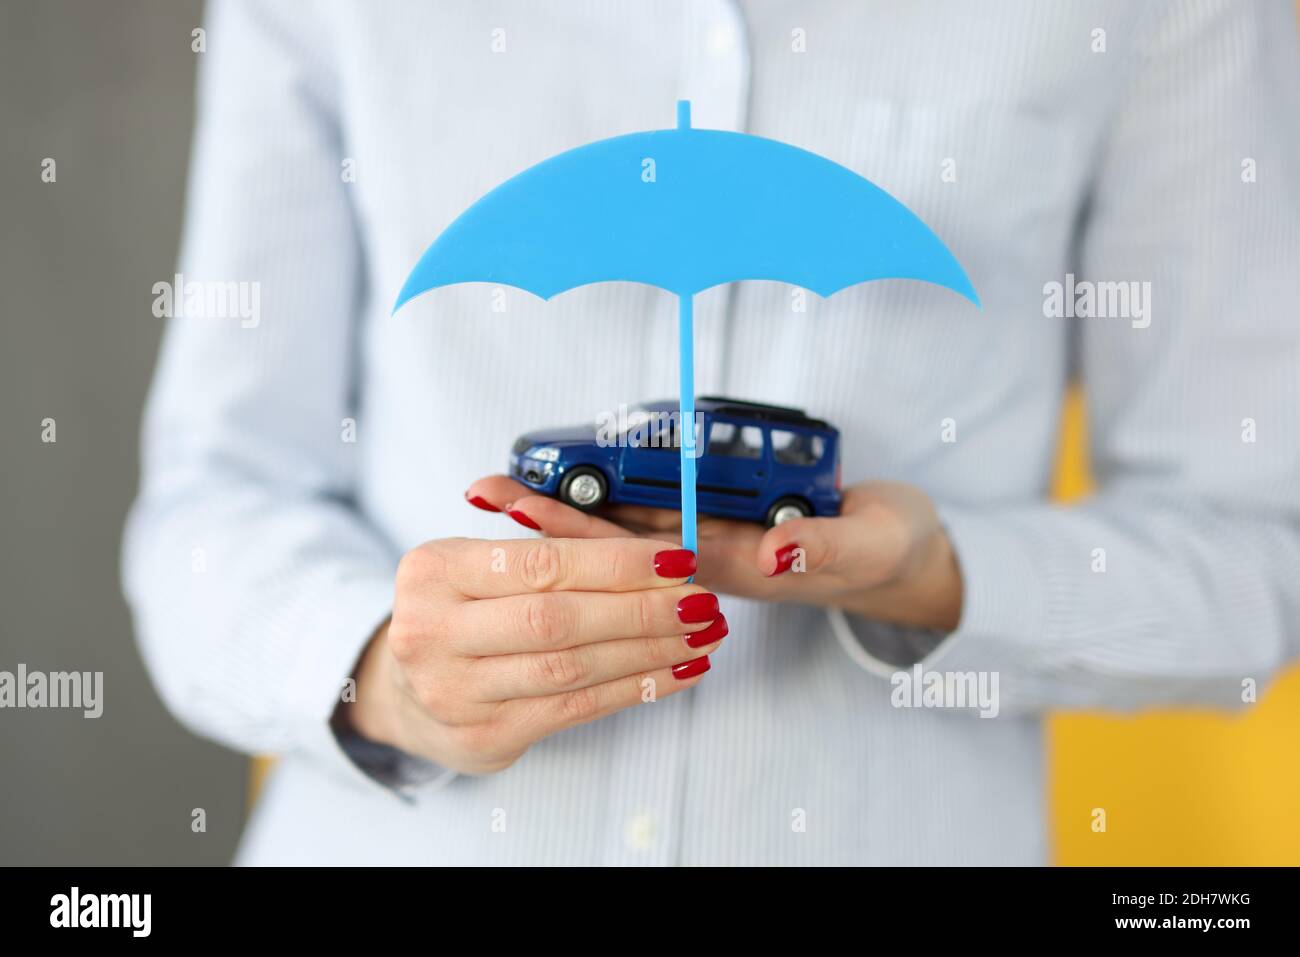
467,477,963,633
342,537,725,775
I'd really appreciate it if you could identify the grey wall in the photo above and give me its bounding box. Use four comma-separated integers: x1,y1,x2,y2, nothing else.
0,1,246,865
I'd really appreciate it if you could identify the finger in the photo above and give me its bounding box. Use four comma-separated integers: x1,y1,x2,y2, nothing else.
507,654,714,738
464,474,535,513
504,493,632,539
755,487,908,583
688,524,777,595
467,617,728,700
414,537,698,600
601,503,683,532
754,517,826,577
502,497,786,599
447,584,719,655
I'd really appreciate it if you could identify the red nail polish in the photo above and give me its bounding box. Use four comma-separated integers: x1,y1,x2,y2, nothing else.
672,656,711,680
770,543,800,576
466,493,501,513
685,614,727,649
654,548,697,578
676,593,719,623
507,509,541,531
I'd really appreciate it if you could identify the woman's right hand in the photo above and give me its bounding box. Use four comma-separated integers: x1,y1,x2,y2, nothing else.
342,537,726,775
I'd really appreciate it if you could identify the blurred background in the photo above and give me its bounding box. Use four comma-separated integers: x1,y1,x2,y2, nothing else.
0,0,244,865
1,0,1297,866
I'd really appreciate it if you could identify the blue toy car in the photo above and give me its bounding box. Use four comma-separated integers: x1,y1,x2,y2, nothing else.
509,397,841,526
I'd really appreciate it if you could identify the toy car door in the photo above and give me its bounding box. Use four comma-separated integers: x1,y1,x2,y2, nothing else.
617,413,682,505
697,418,767,517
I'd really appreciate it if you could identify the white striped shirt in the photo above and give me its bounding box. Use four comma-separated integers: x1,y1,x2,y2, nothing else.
123,0,1300,865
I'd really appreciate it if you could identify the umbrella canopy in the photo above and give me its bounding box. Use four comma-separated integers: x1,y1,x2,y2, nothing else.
395,101,979,554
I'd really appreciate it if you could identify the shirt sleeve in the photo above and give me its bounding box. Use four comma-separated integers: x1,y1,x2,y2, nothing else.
121,0,431,793
841,0,1300,715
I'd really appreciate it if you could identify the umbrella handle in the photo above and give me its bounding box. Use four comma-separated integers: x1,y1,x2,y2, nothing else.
678,293,697,567
675,104,698,570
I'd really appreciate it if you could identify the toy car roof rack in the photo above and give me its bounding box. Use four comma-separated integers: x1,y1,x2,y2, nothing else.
697,395,831,430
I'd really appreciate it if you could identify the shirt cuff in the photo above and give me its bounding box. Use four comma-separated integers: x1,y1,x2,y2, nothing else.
829,501,1051,711
828,610,947,676
280,570,456,799
922,501,1052,679
334,730,457,799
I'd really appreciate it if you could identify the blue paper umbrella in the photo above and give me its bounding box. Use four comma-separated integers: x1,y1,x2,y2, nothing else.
395,101,979,554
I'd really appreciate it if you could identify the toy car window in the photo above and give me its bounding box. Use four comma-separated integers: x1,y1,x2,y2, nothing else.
771,429,824,466
630,415,679,451
708,421,762,459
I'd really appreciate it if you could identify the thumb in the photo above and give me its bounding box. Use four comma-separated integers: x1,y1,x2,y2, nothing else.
754,515,843,578
755,490,914,584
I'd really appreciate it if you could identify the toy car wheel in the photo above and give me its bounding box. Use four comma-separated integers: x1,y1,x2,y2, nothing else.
766,497,811,527
559,467,608,510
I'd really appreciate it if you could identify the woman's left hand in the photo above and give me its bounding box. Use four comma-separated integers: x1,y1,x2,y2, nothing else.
465,476,964,632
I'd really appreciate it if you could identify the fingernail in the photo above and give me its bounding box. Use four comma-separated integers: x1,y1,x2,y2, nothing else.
653,548,697,578
770,543,800,576
685,614,727,649
507,509,541,531
466,493,501,513
672,656,711,680
676,592,719,624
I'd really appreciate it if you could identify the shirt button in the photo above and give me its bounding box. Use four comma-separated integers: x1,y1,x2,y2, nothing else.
708,25,736,57
623,812,657,851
